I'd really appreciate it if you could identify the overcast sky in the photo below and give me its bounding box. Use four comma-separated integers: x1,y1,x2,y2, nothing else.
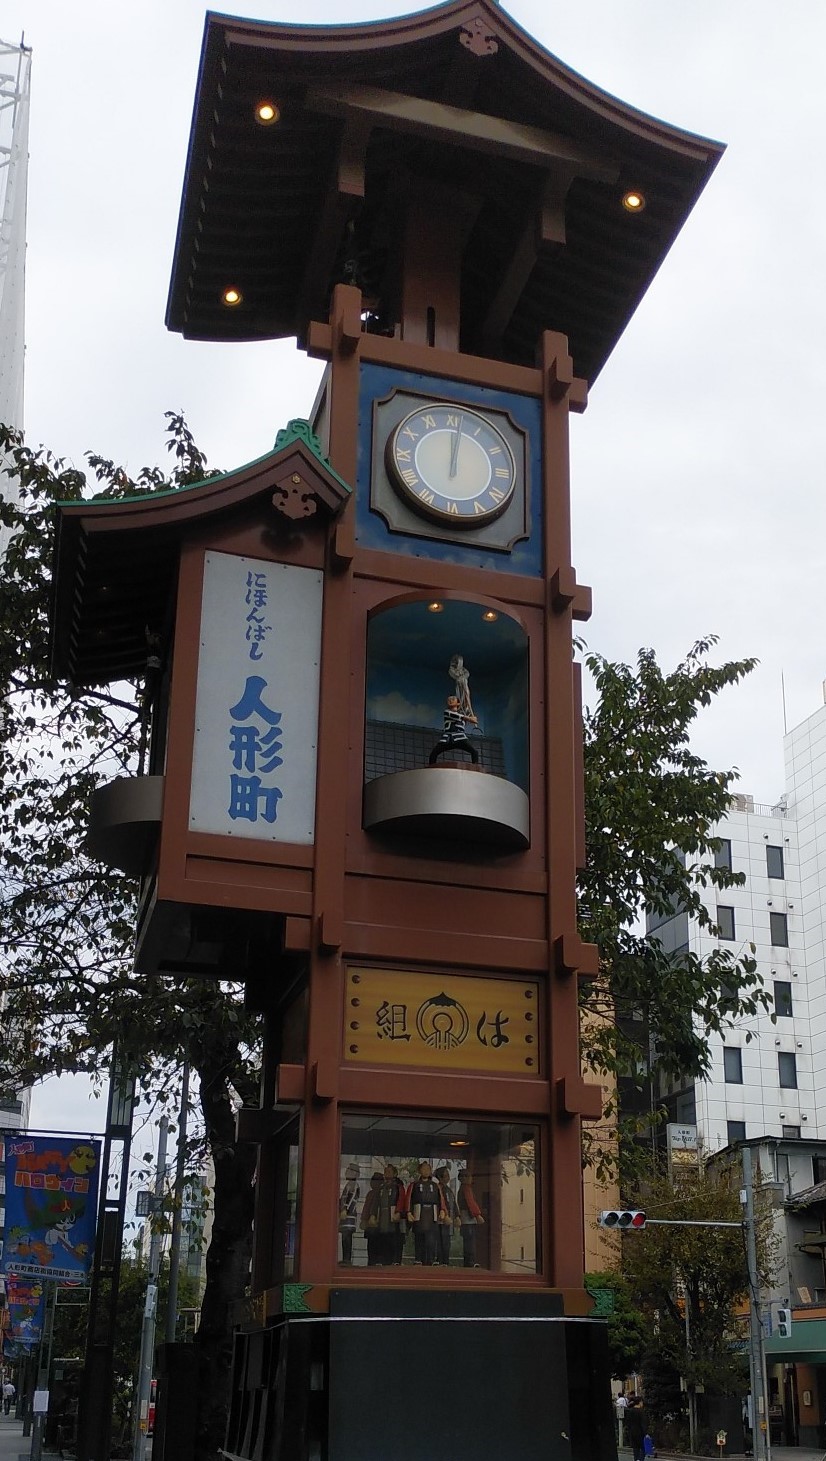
3,0,824,1127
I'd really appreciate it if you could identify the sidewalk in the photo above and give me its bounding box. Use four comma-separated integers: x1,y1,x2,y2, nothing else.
621,1448,826,1461
0,1415,27,1461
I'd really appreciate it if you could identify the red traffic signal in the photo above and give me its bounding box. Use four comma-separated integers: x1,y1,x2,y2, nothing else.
598,1209,646,1230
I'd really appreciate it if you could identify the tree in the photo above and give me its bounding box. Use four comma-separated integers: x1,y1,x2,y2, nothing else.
578,642,768,1172
584,1270,648,1379
51,1256,201,1451
0,419,259,1461
618,1163,777,1452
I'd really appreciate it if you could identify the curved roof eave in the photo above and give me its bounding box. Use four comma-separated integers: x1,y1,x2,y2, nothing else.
208,0,723,162
51,423,350,686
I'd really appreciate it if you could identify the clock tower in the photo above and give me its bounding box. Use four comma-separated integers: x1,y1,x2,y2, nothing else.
54,3,723,1458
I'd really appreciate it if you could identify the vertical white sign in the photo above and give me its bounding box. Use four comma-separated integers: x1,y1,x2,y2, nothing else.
189,552,323,844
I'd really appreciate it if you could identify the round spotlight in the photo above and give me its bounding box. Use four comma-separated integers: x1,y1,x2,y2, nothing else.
255,101,280,125
482,609,498,623
427,601,444,613
622,190,646,213
222,287,243,307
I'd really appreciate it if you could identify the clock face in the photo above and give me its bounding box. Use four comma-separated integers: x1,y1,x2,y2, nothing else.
385,402,517,526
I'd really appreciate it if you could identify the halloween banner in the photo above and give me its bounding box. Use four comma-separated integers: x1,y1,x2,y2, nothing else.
1,1136,101,1283
5,1274,46,1347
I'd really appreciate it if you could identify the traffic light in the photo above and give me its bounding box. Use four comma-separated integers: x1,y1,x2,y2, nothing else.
776,1308,792,1338
598,1209,646,1229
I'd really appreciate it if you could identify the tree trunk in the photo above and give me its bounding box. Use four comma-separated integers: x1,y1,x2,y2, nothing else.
193,1048,257,1461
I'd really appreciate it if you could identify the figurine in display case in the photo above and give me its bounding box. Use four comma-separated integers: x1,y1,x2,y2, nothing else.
360,1173,385,1266
434,1165,460,1266
428,696,479,766
338,1162,361,1265
407,1160,445,1266
429,653,480,766
360,1166,407,1265
381,1163,409,1265
457,1169,485,1268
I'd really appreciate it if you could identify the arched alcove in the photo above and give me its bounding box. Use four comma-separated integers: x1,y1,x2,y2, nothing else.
363,595,530,849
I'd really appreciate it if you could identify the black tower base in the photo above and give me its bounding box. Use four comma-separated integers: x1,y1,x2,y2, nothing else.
224,1291,617,1461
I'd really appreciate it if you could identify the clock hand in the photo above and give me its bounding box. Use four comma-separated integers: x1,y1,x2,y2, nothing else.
448,414,463,478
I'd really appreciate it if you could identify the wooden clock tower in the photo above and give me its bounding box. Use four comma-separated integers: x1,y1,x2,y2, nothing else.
52,3,723,1458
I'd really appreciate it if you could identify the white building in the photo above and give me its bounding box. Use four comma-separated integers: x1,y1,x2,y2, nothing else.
654,699,826,1152
648,700,826,1448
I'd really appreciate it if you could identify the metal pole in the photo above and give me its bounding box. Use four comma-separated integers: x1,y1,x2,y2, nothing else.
683,1270,696,1455
132,1115,168,1461
165,1060,190,1344
77,1046,137,1461
30,1283,56,1461
742,1145,771,1461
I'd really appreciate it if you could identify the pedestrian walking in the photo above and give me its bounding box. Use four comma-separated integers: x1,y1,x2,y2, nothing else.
2,1379,15,1415
624,1395,649,1461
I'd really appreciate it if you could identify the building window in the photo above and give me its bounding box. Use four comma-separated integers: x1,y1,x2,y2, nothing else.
717,905,736,941
338,1112,539,1273
727,1120,746,1143
766,845,785,879
812,1156,826,1184
724,1047,743,1084
774,981,793,1018
778,1052,798,1089
782,1126,801,1140
770,911,789,947
715,840,732,872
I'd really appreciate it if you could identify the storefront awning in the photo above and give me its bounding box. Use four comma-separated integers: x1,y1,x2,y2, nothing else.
765,1320,826,1365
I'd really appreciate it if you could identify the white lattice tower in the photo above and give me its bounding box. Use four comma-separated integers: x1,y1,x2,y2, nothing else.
0,38,31,563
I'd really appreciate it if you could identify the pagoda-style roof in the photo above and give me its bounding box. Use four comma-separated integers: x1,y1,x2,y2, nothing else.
51,422,350,686
166,0,724,383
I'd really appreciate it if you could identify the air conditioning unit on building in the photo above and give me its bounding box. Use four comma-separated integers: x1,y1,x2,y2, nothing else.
730,794,755,813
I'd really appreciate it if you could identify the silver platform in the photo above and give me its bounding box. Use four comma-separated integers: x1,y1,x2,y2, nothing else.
363,766,529,850
87,773,164,877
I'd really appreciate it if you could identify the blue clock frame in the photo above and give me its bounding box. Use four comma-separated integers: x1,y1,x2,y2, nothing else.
357,362,543,579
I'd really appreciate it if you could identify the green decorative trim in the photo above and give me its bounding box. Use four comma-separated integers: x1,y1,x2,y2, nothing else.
56,418,350,510
282,1282,314,1314
273,418,351,495
584,1284,615,1317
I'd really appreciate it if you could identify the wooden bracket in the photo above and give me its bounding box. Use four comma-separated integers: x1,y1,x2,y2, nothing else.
284,916,312,954
312,1060,336,1104
556,1075,604,1122
332,283,362,357
554,931,600,979
318,908,343,953
549,566,592,621
545,346,588,414
235,1108,269,1145
275,1064,306,1104
332,509,355,567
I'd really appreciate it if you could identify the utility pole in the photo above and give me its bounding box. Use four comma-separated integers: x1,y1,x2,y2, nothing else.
742,1144,771,1461
132,1115,168,1461
77,1047,136,1461
165,1060,190,1344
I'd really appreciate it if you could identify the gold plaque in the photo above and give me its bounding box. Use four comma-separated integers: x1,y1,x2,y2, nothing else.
344,967,539,1075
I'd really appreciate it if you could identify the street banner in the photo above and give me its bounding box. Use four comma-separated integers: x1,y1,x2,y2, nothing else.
5,1274,46,1347
1,1135,101,1283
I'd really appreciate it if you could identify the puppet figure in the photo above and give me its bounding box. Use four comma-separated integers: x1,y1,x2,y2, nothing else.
338,1163,361,1265
429,696,479,765
457,1169,485,1268
360,1174,385,1266
434,1165,460,1266
407,1160,445,1266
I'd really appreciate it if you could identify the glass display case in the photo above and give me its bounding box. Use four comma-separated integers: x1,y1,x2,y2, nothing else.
338,1112,538,1273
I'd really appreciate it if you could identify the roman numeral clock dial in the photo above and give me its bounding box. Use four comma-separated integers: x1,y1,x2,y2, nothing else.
385,403,517,526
